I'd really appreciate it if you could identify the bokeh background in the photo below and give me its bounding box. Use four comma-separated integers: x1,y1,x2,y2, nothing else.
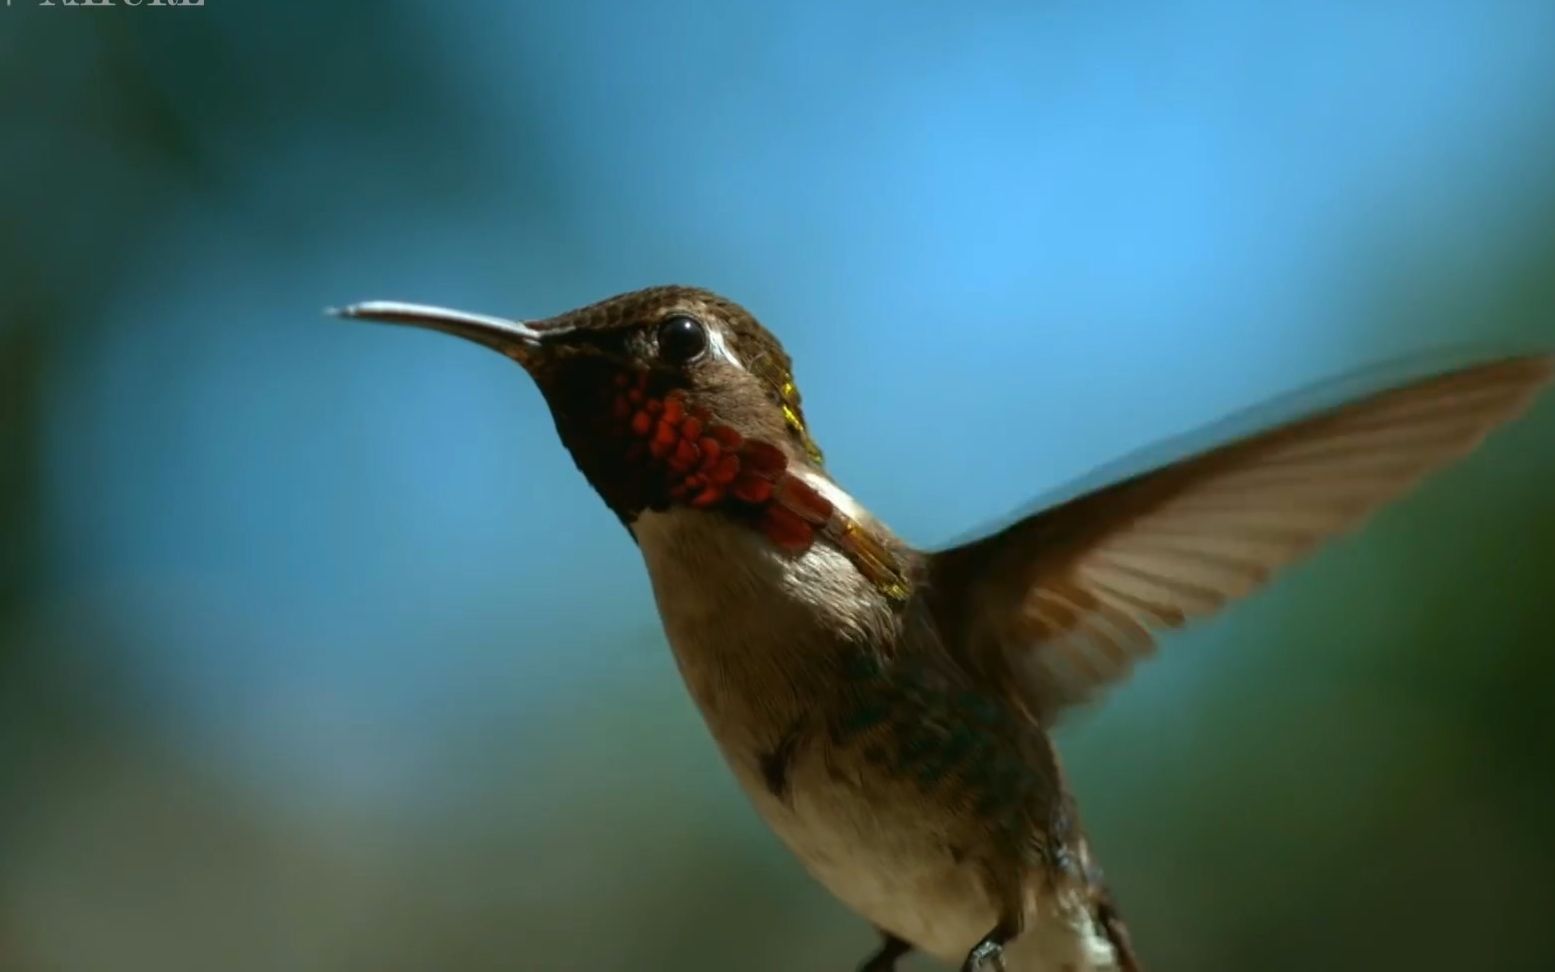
3,2,1554,970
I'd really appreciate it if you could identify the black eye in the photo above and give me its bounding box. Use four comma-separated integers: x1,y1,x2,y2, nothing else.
657,314,708,364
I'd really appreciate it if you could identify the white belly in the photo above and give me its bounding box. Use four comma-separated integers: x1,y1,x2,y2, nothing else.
751,750,1118,971
632,507,1119,970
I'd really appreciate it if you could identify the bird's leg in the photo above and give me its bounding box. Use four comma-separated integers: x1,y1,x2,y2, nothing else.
961,919,1018,972
857,930,913,971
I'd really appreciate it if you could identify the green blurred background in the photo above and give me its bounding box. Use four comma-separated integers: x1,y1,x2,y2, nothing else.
2,3,1554,970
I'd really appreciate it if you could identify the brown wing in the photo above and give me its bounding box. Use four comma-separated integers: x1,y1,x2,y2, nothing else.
926,354,1552,726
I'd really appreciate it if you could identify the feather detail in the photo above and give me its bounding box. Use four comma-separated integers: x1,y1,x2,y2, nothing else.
927,354,1552,724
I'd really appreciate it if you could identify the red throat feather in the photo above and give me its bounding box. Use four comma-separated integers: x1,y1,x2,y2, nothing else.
605,369,909,602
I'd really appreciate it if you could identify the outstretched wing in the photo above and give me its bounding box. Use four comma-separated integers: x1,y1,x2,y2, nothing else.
925,354,1552,726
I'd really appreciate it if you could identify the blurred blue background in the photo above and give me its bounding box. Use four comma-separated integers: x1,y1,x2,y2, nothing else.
3,2,1554,970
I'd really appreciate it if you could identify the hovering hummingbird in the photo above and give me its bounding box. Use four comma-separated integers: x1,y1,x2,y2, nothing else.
337,287,1550,971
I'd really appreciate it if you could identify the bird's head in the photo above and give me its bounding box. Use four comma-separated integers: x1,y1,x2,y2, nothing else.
336,286,888,571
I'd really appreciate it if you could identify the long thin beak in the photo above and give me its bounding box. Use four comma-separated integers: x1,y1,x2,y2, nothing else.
330,301,550,364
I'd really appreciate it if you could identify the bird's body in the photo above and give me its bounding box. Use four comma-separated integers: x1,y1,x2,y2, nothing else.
338,285,1550,971
635,501,1122,969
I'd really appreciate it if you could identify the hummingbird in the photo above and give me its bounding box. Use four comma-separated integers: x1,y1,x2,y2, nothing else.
337,286,1551,971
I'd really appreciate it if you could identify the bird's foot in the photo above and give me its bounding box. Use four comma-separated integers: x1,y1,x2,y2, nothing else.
961,924,1013,972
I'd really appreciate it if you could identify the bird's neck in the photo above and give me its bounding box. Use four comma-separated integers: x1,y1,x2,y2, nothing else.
630,475,902,726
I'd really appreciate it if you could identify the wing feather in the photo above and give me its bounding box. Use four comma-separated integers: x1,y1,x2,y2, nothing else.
926,354,1552,724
